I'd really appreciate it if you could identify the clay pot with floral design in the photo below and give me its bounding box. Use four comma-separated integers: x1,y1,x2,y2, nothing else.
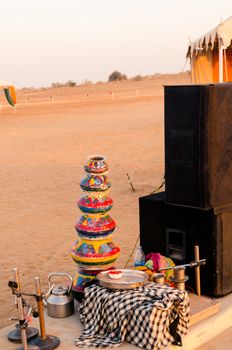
70,156,120,296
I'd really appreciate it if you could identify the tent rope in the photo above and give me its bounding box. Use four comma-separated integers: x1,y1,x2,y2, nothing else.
124,234,140,268
150,175,165,194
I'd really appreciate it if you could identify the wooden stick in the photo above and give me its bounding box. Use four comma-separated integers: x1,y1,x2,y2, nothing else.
194,246,201,296
12,268,29,350
126,173,135,192
34,277,46,340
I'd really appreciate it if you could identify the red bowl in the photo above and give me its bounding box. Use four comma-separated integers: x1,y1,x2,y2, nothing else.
108,270,122,279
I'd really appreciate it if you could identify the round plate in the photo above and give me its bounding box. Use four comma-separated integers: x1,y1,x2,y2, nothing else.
97,269,148,289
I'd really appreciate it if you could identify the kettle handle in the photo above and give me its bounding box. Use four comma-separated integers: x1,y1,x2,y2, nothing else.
48,272,73,294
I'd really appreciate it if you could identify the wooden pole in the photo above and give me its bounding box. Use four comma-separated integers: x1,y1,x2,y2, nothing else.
12,268,29,350
34,277,46,340
13,267,21,290
194,245,201,296
219,38,224,83
223,48,228,82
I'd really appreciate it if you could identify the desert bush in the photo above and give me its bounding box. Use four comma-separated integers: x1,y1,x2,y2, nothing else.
133,75,143,81
51,82,65,88
108,71,127,82
65,80,76,87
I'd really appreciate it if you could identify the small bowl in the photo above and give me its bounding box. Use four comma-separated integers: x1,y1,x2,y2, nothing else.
108,270,122,279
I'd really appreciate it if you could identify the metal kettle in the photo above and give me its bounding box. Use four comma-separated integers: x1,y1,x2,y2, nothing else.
43,272,74,318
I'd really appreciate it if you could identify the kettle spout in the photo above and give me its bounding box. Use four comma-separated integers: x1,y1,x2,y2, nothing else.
43,295,47,308
43,283,55,308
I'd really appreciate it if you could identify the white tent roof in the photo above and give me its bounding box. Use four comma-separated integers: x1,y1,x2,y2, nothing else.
187,16,232,57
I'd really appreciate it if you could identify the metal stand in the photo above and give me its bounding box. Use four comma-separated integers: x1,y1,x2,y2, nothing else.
152,273,165,285
170,267,189,291
8,327,39,344
8,271,60,350
28,277,60,350
8,268,39,349
158,246,206,294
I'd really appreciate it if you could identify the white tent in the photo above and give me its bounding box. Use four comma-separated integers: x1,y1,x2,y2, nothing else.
187,17,232,83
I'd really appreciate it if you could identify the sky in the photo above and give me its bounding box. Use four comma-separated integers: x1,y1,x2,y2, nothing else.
0,0,231,88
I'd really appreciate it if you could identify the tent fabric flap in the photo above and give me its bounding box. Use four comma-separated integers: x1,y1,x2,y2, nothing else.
3,87,16,107
0,81,16,106
191,52,213,83
187,17,232,58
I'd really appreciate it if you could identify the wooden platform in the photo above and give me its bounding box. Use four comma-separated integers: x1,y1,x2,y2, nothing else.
189,293,221,326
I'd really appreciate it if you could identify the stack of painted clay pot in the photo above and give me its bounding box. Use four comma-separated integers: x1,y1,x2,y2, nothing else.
70,155,120,296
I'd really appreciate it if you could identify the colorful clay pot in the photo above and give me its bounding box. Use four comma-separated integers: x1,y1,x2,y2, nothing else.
80,174,111,192
72,269,98,293
75,213,116,238
78,192,113,214
72,266,115,293
70,155,120,297
84,155,108,174
70,238,120,267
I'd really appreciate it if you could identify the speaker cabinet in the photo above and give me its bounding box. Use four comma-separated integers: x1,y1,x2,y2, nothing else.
165,84,232,211
139,192,232,297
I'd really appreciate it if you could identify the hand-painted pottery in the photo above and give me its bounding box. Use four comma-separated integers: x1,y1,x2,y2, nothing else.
70,238,120,266
72,266,115,293
78,192,113,214
71,155,120,298
80,174,111,192
75,213,116,238
84,155,108,174
72,271,96,293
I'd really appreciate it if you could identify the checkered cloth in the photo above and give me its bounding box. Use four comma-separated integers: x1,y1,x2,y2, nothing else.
75,283,190,350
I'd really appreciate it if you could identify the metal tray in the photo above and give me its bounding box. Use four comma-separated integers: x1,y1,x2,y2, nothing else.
97,269,148,289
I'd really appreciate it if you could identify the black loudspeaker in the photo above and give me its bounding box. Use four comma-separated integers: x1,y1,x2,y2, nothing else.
165,84,232,212
139,192,232,297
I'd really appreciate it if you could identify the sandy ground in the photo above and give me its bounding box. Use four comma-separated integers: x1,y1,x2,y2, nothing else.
0,73,191,329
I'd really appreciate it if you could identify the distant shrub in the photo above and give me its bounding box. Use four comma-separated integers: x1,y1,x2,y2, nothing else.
51,82,65,88
108,71,127,82
65,80,76,87
133,75,143,81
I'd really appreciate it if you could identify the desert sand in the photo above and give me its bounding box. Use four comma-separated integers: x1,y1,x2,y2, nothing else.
0,72,191,329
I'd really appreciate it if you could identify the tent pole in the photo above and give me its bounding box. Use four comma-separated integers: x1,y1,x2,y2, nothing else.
219,38,223,83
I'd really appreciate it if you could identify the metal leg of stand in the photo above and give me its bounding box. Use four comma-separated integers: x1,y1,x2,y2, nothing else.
173,267,187,291
34,277,47,340
9,268,39,350
15,289,39,350
28,277,60,350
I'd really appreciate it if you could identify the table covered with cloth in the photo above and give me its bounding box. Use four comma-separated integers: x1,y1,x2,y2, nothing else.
75,283,190,350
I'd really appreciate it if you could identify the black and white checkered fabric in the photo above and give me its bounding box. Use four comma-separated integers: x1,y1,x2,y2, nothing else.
75,283,190,350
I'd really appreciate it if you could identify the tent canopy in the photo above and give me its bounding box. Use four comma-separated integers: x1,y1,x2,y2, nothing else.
187,17,232,83
187,16,232,58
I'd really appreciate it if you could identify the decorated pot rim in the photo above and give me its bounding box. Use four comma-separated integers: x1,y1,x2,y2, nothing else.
84,155,109,175
77,212,113,218
76,229,115,238
86,155,106,162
